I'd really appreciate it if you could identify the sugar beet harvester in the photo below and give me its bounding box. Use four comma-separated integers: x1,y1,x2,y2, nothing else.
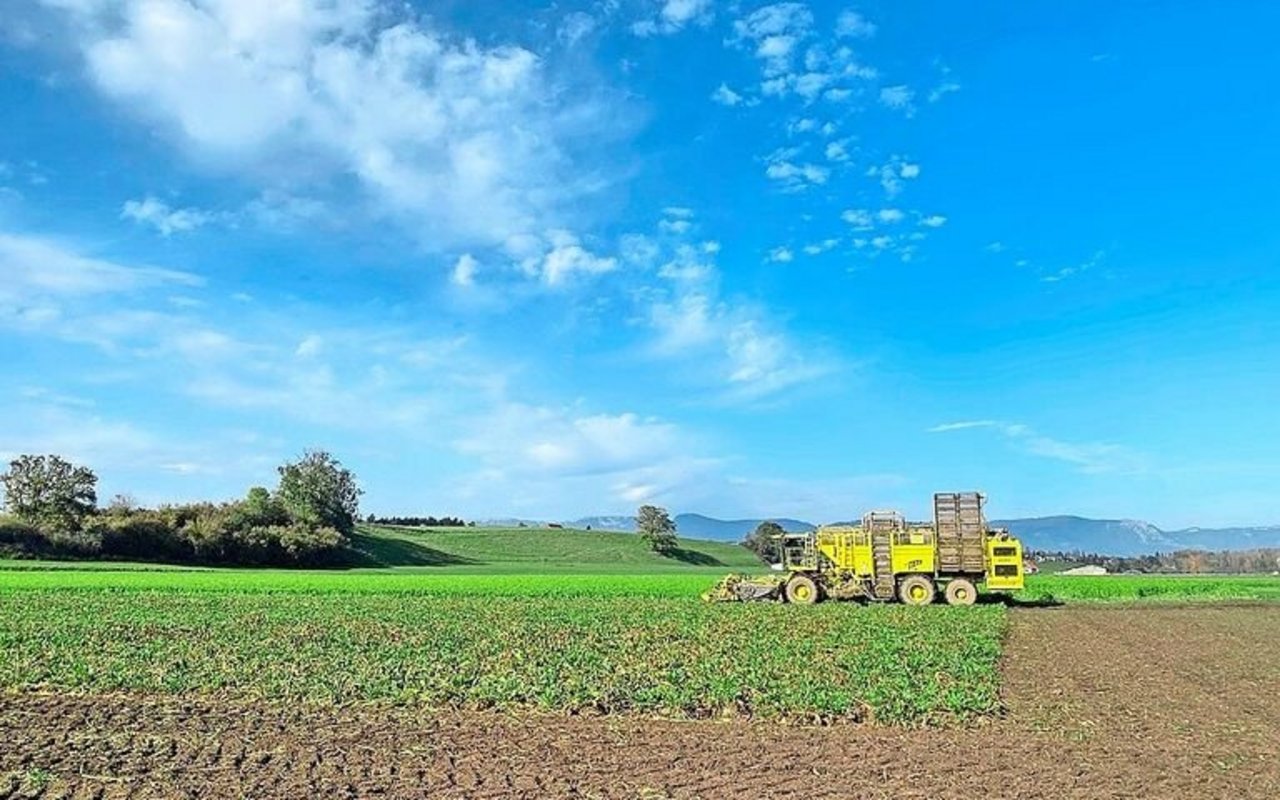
704,492,1026,606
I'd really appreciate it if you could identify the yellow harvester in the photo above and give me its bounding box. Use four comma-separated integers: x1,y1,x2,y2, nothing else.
705,491,1025,606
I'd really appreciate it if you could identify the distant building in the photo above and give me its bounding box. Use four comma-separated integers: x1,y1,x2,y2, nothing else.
1060,565,1108,576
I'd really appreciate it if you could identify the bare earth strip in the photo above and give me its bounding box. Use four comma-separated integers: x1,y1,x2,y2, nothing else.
2,605,1278,799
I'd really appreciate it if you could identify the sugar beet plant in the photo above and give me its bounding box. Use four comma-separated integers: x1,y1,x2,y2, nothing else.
0,588,1006,724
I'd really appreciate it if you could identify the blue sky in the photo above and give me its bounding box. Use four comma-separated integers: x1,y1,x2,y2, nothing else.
2,1,1279,527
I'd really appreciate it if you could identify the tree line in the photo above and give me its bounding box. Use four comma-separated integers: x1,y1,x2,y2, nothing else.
0,451,360,566
365,515,467,527
1032,548,1280,574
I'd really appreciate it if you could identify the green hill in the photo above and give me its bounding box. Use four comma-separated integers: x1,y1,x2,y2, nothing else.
344,525,763,573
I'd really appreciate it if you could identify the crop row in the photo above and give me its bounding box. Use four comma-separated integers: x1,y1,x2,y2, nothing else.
0,591,1005,723
1024,574,1280,602
2,567,1278,602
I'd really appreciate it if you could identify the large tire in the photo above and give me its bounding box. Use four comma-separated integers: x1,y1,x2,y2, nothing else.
945,577,978,606
785,574,821,605
897,575,935,606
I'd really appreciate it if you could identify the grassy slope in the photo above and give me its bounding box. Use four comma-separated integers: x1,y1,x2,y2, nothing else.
340,524,763,573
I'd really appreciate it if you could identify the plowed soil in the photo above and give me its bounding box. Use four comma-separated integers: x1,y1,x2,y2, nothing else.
2,605,1278,799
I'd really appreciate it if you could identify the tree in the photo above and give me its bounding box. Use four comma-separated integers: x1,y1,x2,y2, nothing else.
0,454,97,531
276,450,362,536
636,504,678,554
743,520,784,563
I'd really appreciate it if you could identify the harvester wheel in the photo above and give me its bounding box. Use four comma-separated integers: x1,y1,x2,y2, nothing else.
785,574,821,605
945,578,977,606
897,575,935,606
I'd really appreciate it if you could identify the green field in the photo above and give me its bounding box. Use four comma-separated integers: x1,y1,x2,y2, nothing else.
1,526,1277,724
1024,574,1280,603
343,524,764,572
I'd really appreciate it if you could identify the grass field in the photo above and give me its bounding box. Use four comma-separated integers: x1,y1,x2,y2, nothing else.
342,524,764,572
1,526,1277,724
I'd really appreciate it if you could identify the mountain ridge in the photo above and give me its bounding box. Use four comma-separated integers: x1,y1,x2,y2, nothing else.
559,512,1280,556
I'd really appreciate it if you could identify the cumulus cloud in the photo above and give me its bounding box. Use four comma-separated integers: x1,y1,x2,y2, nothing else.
764,147,828,190
711,83,745,106
121,196,215,235
919,214,947,228
835,10,876,38
640,221,835,401
877,208,905,224
867,157,920,198
518,230,617,286
632,0,714,37
841,208,873,229
802,238,838,255
928,81,961,103
730,2,814,79
41,0,621,252
768,246,794,263
452,253,479,287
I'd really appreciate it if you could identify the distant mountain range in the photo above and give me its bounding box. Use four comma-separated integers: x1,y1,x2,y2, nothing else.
990,516,1280,557
555,513,1280,556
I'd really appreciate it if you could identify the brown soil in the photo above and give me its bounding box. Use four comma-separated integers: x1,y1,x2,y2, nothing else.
2,605,1279,799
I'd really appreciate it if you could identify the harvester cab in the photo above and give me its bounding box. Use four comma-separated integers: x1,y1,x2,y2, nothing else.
702,491,1026,606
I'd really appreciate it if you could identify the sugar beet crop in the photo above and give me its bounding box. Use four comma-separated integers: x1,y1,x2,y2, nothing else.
0,587,1005,723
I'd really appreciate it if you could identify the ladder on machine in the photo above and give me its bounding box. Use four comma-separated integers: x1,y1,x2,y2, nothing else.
864,511,901,599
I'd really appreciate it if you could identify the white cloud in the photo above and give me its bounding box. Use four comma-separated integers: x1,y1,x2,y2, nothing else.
802,238,838,255
452,253,479,287
657,243,716,282
711,83,744,106
633,0,714,36
835,10,876,38
43,0,622,253
121,196,215,235
1042,250,1105,283
295,334,323,358
731,2,814,79
768,246,793,263
985,241,1006,253
658,206,695,235
877,208,905,223
521,230,617,286
841,208,873,229
919,214,947,228
928,81,961,103
557,11,597,45
765,147,828,190
0,231,200,299
824,140,849,161
879,84,916,116
929,420,1145,474
640,221,834,401
867,156,920,197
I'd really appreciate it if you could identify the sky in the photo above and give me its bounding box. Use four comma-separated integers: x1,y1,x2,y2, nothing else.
2,1,1279,528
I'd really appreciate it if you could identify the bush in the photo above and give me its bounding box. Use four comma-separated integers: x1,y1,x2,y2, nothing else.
0,514,46,558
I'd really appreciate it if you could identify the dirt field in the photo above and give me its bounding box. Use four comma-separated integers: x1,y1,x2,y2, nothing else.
2,605,1278,799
